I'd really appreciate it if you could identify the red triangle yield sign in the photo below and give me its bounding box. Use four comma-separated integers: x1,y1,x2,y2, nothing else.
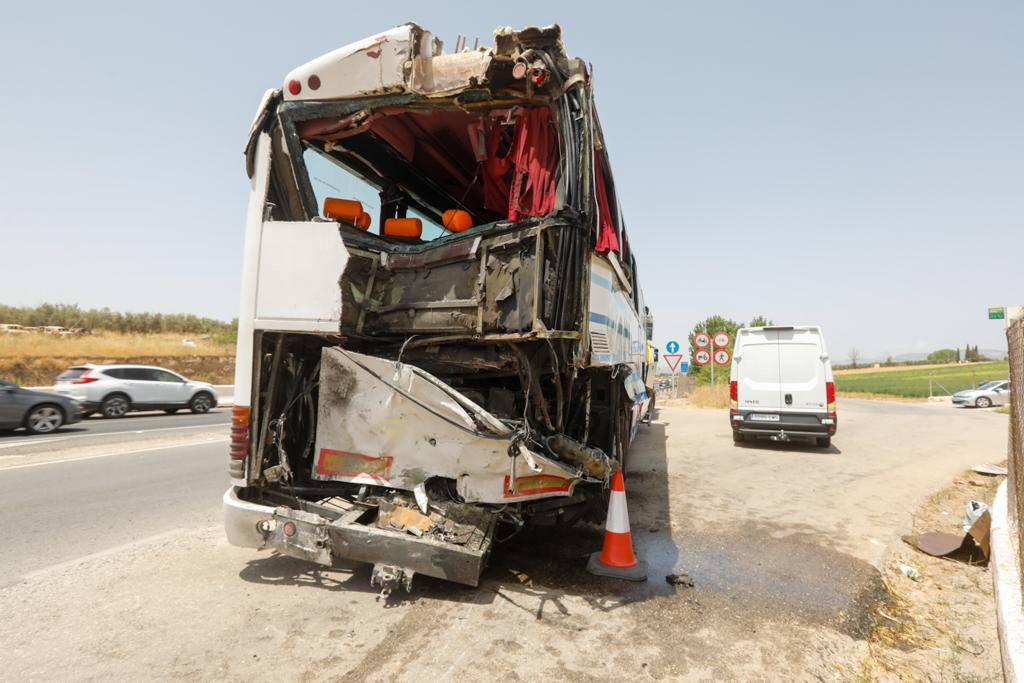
664,354,683,372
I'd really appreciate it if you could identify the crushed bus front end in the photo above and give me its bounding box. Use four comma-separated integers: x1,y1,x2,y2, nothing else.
225,23,653,592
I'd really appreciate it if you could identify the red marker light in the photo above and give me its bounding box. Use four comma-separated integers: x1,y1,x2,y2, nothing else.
282,521,297,537
288,79,301,95
307,74,321,90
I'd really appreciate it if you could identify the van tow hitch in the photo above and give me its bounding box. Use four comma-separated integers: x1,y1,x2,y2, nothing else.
770,430,791,442
371,563,414,599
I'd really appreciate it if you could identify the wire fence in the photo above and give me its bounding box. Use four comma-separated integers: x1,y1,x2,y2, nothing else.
1007,318,1024,591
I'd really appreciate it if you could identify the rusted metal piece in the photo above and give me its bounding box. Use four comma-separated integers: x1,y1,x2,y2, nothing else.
544,433,612,479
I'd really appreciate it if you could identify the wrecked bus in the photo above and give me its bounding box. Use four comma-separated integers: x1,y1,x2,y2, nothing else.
223,23,653,594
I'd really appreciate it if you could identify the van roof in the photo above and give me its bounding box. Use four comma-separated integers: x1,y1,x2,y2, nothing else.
739,325,822,333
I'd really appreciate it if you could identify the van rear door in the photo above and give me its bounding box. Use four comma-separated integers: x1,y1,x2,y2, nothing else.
735,328,782,410
776,328,827,413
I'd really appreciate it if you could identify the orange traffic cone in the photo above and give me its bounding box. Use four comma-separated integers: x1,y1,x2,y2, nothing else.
586,469,647,581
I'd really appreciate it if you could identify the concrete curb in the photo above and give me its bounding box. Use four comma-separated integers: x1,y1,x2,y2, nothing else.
991,480,1024,683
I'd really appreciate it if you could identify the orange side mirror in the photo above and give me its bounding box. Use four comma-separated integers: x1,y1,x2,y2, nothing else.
442,209,473,232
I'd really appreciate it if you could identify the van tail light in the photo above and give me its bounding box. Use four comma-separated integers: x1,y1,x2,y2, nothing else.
826,381,836,414
729,380,738,410
230,406,251,461
71,371,99,385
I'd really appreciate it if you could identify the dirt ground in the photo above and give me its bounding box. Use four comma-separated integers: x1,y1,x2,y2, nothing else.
861,467,1003,682
0,399,1009,681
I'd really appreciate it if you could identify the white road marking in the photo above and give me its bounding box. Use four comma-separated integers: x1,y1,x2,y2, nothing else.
0,438,229,472
0,421,227,450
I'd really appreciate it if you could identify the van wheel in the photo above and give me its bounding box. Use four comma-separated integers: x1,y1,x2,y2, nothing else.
733,431,745,444
816,436,831,448
101,394,131,418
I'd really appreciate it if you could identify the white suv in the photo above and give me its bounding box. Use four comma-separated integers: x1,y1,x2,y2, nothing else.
54,365,219,418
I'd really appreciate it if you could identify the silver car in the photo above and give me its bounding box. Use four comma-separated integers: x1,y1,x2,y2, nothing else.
952,380,1011,408
53,364,219,418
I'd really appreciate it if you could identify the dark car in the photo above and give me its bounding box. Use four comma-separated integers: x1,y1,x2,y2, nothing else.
0,380,83,434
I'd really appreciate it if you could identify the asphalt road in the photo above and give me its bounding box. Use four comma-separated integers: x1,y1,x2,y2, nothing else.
0,398,1009,681
0,409,230,456
0,439,228,588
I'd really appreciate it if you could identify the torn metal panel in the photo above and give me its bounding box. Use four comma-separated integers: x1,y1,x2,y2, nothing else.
281,22,577,105
312,346,586,503
341,228,544,336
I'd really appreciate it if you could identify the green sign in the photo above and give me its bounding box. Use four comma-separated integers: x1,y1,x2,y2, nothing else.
989,307,1006,320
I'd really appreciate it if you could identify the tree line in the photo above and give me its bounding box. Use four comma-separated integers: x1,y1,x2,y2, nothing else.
0,303,236,335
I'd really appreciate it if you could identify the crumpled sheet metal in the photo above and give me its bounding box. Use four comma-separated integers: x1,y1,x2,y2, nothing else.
312,346,585,504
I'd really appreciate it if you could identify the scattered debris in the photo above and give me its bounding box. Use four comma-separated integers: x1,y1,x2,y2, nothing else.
665,573,694,587
971,464,1007,476
377,501,436,536
963,501,991,558
915,532,965,557
897,563,922,581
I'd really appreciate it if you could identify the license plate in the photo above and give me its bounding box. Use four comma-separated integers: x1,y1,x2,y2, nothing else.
750,414,780,422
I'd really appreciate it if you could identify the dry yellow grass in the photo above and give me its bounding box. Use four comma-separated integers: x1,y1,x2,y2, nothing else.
0,332,234,359
833,361,995,376
687,383,729,409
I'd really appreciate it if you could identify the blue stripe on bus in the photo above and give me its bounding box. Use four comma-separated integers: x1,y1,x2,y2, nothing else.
591,274,614,292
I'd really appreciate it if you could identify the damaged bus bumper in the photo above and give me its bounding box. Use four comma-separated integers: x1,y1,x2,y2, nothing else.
223,487,496,587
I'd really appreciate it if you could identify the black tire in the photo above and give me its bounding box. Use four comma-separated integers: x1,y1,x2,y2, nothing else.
733,431,745,444
189,392,214,414
164,408,179,414
25,404,64,434
975,396,992,409
816,436,831,448
101,394,131,418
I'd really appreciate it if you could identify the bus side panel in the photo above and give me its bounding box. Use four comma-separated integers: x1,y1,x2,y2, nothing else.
231,132,272,483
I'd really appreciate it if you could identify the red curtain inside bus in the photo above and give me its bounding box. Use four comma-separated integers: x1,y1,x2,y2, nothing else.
594,153,619,254
484,107,558,221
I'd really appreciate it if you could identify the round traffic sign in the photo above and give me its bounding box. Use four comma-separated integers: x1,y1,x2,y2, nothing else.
713,332,732,348
693,333,711,348
714,349,731,365
694,349,711,365
666,340,680,354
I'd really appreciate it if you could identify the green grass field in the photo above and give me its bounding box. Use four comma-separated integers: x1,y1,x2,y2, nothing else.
835,361,1010,398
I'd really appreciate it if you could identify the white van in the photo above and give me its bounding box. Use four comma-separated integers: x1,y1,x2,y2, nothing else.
728,326,836,447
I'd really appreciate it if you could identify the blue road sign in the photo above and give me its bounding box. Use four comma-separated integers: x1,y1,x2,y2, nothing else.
666,340,680,354
680,362,689,373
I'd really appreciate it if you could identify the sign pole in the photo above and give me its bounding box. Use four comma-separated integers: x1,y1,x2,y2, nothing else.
710,331,715,386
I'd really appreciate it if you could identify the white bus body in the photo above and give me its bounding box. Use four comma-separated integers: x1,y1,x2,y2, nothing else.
223,23,652,591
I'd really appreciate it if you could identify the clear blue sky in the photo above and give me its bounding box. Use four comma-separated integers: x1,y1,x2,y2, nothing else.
2,1,1021,361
